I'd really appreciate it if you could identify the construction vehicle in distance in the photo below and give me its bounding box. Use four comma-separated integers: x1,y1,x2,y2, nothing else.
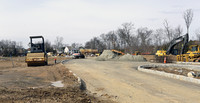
154,32,200,62
25,36,48,66
111,49,125,55
134,51,141,55
177,44,200,62
155,33,189,56
187,45,200,59
187,45,200,62
79,49,99,56
154,33,188,63
155,50,167,56
72,49,85,59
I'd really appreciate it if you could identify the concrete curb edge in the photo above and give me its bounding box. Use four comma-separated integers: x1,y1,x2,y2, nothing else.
138,65,200,84
61,60,86,90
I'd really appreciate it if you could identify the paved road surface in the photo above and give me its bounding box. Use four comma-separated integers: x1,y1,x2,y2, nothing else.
64,58,200,103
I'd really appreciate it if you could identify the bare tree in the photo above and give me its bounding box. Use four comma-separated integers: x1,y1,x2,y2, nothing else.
195,29,200,41
102,33,112,49
129,35,140,51
85,37,106,51
174,25,183,37
183,9,193,33
163,20,173,42
105,31,118,49
154,28,164,46
45,39,53,52
54,36,64,50
117,22,134,47
137,27,153,52
71,43,83,49
0,40,25,56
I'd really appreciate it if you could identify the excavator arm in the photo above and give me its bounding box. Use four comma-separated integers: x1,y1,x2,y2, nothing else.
166,33,189,55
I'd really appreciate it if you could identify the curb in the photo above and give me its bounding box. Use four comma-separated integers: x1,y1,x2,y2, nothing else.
69,70,86,90
138,65,200,84
61,60,86,90
140,64,200,71
177,62,200,65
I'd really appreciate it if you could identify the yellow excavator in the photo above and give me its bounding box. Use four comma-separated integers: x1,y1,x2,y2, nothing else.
155,33,188,63
155,32,200,62
156,33,188,57
25,36,48,66
111,49,125,55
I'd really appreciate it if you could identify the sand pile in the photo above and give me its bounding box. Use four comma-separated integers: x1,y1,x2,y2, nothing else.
96,50,146,62
96,50,117,61
119,54,146,61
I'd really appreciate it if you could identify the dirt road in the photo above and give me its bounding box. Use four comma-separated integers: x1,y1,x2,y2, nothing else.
64,58,200,103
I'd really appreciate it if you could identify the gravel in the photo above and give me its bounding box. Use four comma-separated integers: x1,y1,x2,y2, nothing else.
119,54,146,62
96,50,118,61
96,50,146,62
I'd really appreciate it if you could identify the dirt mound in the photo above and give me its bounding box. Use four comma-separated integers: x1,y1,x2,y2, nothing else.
119,54,146,62
96,50,146,62
96,50,117,61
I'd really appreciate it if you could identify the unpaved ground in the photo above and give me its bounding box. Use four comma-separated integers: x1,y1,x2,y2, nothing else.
142,55,177,63
0,57,114,103
64,58,200,103
0,56,70,69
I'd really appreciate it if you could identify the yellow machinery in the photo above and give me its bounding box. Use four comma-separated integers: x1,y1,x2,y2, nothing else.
134,51,141,55
111,49,125,55
79,49,99,56
155,50,167,56
187,45,200,58
25,36,48,66
177,45,200,62
95,53,100,56
155,33,188,63
156,33,188,57
80,49,98,54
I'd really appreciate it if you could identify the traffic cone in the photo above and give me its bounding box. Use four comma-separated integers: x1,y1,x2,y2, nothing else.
164,57,166,63
54,58,57,64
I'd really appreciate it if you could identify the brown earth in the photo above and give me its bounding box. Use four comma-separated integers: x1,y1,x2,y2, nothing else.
142,55,155,62
0,56,68,69
142,55,177,63
0,57,114,103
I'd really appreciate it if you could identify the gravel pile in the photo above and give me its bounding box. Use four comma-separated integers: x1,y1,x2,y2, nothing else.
96,50,146,62
119,54,146,62
96,50,117,61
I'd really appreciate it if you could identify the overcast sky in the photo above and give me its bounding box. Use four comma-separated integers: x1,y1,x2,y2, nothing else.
0,0,200,48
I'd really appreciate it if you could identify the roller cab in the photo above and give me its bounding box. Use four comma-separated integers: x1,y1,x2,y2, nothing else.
25,36,48,66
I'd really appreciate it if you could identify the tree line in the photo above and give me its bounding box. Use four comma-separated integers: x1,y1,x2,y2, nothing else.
0,36,82,57
0,40,24,57
84,9,195,54
84,22,184,54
